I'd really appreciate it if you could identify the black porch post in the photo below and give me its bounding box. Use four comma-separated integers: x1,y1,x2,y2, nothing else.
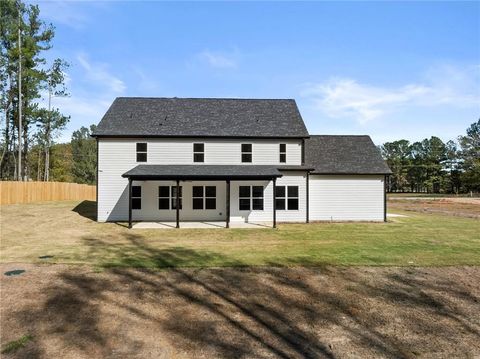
128,178,132,229
272,178,276,228
226,180,230,228
176,179,180,228
384,175,387,222
306,172,310,223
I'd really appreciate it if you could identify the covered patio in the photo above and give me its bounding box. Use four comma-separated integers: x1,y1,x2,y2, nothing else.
122,164,285,229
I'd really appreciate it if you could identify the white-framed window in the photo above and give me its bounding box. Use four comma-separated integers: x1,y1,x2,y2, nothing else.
136,143,147,162
241,144,252,163
239,185,264,210
193,143,204,163
279,143,286,163
275,185,299,210
192,186,216,210
158,186,182,210
132,186,142,210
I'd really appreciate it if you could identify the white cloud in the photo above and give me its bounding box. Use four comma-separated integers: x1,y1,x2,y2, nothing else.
32,1,88,29
197,49,239,69
301,64,480,125
77,53,126,94
34,53,126,142
132,67,161,93
31,1,110,30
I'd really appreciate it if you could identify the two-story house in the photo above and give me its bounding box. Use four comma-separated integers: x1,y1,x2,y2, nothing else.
92,97,391,228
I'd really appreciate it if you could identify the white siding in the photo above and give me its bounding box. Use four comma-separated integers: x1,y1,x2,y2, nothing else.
98,139,305,222
100,138,302,166
309,175,385,221
276,172,307,222
97,140,133,221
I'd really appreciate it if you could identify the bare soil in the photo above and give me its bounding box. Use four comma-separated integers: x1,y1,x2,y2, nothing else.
389,197,480,219
1,264,479,359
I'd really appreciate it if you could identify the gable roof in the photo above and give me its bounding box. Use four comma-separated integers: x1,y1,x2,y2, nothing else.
92,97,309,138
305,135,392,175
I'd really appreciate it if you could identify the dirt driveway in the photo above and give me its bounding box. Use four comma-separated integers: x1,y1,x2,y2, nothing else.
389,197,480,219
1,264,479,358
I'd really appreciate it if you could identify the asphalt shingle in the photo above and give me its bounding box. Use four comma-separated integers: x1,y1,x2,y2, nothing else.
93,97,309,138
122,165,284,180
305,135,392,175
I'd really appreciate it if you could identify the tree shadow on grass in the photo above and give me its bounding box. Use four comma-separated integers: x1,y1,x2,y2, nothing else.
72,200,97,221
4,233,480,358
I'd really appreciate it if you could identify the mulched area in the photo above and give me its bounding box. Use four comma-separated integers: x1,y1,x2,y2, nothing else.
389,197,480,219
1,264,479,358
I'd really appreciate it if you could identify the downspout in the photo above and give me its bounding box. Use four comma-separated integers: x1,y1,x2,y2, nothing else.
272,178,277,228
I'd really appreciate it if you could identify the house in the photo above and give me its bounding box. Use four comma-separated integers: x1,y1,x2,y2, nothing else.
92,97,391,228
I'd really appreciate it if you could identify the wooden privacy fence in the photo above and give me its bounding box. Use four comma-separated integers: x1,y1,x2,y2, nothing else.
0,181,96,205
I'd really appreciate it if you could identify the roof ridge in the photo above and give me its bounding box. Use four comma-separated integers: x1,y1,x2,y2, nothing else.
114,96,296,101
309,134,371,137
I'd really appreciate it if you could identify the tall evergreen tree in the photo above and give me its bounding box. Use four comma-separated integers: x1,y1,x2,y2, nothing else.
0,0,67,180
458,119,480,192
71,125,97,185
381,140,411,192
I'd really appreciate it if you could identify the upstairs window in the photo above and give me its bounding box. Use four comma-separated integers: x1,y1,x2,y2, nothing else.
193,143,204,163
241,144,252,163
132,186,142,210
136,143,147,162
192,186,216,210
279,144,286,163
239,186,264,210
158,186,182,210
275,185,299,210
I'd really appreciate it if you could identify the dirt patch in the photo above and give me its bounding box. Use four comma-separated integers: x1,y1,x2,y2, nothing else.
1,264,479,358
389,197,480,219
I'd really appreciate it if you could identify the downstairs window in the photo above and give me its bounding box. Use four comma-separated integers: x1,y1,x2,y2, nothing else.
239,185,264,210
275,185,299,210
158,186,183,210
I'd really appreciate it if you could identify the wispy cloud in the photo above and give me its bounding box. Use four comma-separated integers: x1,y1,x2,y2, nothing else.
301,64,480,125
132,66,161,93
38,53,126,142
31,1,107,30
77,53,126,94
196,49,239,69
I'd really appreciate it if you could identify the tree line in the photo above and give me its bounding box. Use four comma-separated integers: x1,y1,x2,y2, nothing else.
381,120,480,194
1,0,69,181
30,125,97,185
2,0,478,190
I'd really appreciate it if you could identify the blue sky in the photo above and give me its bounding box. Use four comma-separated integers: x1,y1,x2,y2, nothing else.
35,1,480,144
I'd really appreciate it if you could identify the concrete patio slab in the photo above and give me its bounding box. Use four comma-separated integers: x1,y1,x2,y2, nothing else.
387,213,408,218
132,221,272,229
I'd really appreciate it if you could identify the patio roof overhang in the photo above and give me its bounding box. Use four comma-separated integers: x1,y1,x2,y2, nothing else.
122,164,292,181
123,164,313,230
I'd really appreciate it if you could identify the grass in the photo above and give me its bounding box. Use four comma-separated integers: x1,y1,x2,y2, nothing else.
1,200,479,268
1,335,33,354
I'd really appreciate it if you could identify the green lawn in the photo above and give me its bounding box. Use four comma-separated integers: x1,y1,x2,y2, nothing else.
1,200,479,268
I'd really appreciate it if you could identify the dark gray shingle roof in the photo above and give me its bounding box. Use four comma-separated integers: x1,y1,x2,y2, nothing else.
122,165,284,180
305,135,392,175
93,97,309,138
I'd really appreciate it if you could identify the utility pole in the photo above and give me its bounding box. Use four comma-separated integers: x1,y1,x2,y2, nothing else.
44,84,51,182
17,11,22,181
